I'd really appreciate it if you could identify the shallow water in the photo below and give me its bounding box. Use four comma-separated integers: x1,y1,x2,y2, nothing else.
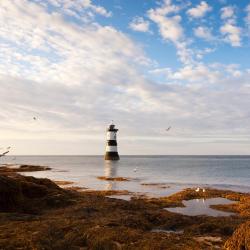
151,229,184,234
1,155,250,196
106,195,132,201
165,198,236,217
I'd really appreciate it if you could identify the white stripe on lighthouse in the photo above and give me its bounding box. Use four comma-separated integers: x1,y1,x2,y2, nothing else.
107,131,116,140
106,146,117,152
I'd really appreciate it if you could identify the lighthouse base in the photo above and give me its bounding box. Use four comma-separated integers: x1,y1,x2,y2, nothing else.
105,152,120,161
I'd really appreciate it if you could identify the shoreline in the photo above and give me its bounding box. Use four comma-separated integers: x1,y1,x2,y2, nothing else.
0,164,249,249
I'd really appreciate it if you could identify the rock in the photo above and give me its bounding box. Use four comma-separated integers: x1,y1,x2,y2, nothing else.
97,176,131,181
0,175,23,211
0,174,75,213
224,221,250,250
0,164,51,173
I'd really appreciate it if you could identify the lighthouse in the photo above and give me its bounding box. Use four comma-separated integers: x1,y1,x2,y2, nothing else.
105,123,120,161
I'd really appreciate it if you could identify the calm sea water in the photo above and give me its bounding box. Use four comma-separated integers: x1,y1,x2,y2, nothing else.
1,156,250,196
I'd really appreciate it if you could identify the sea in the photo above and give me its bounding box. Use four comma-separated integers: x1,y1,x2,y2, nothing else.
1,155,250,196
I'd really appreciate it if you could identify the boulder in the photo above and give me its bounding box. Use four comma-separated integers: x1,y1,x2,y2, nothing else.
224,221,250,250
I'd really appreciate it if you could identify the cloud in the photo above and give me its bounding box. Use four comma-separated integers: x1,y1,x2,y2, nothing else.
150,63,246,85
195,48,216,60
147,0,194,65
129,17,150,33
219,5,241,47
36,0,112,20
186,1,212,19
148,1,183,43
0,0,154,136
0,0,149,86
220,23,241,47
221,6,235,20
150,64,221,84
193,26,215,41
0,0,250,155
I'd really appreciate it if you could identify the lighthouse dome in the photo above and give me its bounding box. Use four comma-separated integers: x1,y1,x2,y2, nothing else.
107,124,118,132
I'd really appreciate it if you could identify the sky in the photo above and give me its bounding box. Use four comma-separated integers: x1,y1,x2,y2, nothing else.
0,0,250,155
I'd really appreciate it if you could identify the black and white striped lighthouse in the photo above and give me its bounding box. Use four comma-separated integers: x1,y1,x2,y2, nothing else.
105,123,120,161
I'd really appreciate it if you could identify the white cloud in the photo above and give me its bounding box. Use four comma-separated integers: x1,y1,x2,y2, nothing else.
0,0,249,155
148,1,183,43
219,5,241,47
129,17,150,33
151,64,221,84
150,63,246,84
0,0,154,137
186,1,212,19
0,0,149,86
221,6,235,20
193,26,214,41
195,48,216,60
147,0,194,65
220,23,241,47
35,0,112,21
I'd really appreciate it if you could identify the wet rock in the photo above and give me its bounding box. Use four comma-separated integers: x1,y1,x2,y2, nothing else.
0,164,51,173
97,176,131,181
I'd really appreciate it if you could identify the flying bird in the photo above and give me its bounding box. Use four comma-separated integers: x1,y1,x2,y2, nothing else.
166,126,171,131
0,150,9,158
33,117,37,121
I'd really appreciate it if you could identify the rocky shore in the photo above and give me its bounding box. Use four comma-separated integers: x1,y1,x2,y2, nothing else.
0,165,249,249
0,164,51,173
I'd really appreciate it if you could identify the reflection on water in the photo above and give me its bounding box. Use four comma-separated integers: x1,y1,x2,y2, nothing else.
165,198,236,217
104,160,118,190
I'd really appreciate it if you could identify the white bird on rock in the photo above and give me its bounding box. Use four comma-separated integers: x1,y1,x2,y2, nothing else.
195,187,200,192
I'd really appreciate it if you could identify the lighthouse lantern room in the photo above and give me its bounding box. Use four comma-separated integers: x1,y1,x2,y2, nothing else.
105,123,120,161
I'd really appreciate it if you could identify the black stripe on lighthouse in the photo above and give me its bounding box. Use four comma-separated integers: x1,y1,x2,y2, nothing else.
107,140,117,146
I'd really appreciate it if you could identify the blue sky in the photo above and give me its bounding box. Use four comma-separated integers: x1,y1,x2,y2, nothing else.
96,0,250,69
0,0,250,155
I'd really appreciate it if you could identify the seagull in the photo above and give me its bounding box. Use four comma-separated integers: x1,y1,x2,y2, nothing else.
166,126,171,131
133,167,138,172
0,150,9,158
202,188,206,193
195,187,200,192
